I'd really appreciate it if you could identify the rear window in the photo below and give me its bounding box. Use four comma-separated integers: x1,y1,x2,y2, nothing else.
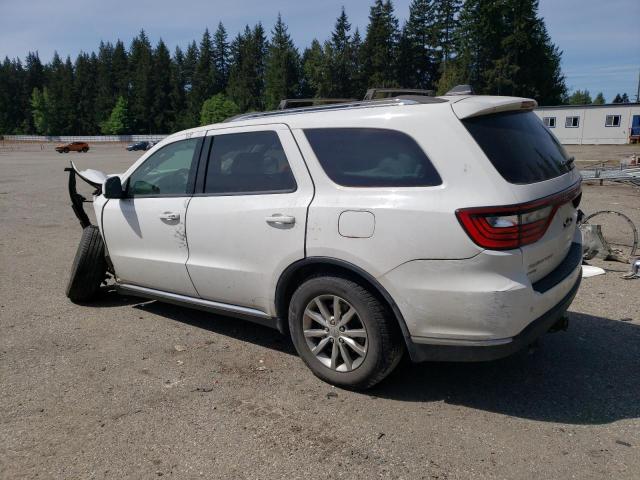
462,111,573,184
304,128,442,187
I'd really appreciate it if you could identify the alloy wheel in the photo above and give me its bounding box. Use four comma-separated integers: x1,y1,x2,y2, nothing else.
302,295,368,372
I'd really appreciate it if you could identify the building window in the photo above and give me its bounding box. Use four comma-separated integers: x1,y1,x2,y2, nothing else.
543,117,556,128
565,116,580,128
605,115,621,127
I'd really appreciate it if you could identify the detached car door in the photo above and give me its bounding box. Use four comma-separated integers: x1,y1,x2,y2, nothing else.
186,124,314,315
102,135,202,296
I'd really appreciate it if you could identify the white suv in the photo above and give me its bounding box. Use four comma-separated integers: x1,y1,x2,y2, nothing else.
65,95,582,389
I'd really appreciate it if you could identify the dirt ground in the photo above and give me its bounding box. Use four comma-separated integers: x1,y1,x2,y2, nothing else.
565,144,639,168
1,144,639,479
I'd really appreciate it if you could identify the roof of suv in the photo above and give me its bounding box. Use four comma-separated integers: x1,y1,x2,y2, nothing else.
169,95,537,142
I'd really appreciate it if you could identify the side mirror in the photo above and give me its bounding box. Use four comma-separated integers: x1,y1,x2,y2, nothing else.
104,176,124,199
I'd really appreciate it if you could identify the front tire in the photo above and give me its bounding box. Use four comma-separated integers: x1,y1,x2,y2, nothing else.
289,276,403,390
66,226,107,303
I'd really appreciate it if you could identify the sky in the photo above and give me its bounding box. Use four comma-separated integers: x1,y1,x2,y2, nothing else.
1,0,638,103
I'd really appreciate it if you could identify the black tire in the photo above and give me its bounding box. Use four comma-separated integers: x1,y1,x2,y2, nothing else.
289,275,403,390
63,147,69,153
82,146,88,152
66,226,107,303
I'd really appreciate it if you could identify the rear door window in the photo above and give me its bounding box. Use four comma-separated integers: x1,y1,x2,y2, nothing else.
204,131,297,195
304,128,441,187
462,111,573,184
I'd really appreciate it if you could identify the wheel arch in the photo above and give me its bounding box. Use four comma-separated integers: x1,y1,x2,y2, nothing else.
275,257,412,347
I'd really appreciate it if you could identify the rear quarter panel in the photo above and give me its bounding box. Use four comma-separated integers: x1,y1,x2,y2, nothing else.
292,104,520,278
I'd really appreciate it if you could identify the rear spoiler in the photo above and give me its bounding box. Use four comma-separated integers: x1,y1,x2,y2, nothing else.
451,96,537,119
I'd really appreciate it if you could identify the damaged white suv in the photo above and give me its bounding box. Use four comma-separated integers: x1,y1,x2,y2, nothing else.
66,95,582,389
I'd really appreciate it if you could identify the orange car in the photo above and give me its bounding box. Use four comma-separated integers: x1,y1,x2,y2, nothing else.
56,141,90,153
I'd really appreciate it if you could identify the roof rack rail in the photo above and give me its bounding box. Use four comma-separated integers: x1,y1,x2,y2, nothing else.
224,97,424,123
363,88,435,100
277,98,357,110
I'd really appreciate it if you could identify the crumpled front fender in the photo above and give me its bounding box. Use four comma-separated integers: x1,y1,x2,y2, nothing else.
64,161,109,228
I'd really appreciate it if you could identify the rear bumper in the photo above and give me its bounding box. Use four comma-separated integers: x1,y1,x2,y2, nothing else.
406,272,581,362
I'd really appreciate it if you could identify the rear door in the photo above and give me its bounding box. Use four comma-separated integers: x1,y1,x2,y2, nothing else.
102,134,202,296
185,124,314,315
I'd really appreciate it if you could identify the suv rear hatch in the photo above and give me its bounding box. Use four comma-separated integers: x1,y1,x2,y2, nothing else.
452,97,582,284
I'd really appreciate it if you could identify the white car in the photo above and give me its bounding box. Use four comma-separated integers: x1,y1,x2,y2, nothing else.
65,95,582,389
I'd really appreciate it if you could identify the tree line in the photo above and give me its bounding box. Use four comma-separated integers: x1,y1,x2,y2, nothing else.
1,0,582,136
566,90,633,105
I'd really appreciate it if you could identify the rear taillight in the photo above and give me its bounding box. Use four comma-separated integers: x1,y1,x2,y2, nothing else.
456,182,581,250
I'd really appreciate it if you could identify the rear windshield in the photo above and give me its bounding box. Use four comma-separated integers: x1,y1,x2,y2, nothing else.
462,111,573,184
304,128,442,187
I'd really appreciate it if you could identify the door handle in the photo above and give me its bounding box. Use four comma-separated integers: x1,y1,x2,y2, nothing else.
265,214,295,225
159,212,180,221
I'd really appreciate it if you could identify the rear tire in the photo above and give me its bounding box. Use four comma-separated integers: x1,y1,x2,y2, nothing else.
82,146,88,152
66,226,107,303
63,147,69,153
288,275,403,390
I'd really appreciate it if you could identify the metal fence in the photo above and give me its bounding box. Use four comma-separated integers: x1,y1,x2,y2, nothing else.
1,134,168,143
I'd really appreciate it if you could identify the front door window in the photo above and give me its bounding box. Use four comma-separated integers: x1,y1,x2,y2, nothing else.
127,138,200,196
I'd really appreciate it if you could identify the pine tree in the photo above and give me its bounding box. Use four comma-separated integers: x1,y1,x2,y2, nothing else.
94,42,115,128
499,0,565,103
327,8,356,97
593,92,605,104
176,41,198,127
112,40,129,99
621,93,630,103
128,30,154,133
46,52,74,134
227,24,267,112
169,46,188,131
362,0,400,88
454,0,565,104
301,39,330,97
151,39,174,132
0,58,14,133
23,52,45,133
401,0,438,89
213,22,230,93
192,29,217,120
350,28,366,97
433,0,461,76
264,14,301,109
454,0,501,92
74,52,98,134
613,93,623,103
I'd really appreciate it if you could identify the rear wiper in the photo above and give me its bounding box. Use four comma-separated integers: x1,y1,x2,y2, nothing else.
564,156,575,169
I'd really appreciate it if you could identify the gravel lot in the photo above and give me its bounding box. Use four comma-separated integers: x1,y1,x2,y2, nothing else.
1,144,639,479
